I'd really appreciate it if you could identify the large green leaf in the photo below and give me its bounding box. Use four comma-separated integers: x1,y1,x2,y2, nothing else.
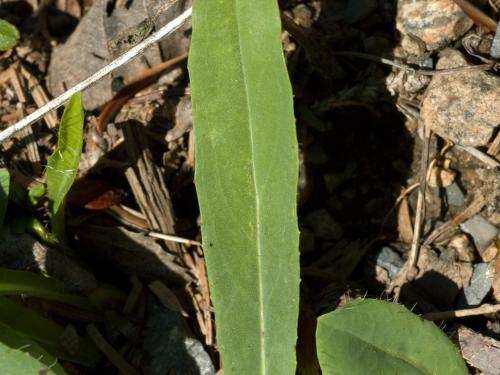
0,168,9,227
0,268,96,311
0,19,19,51
189,1,299,374
46,93,84,242
316,299,469,375
0,321,67,375
0,296,100,367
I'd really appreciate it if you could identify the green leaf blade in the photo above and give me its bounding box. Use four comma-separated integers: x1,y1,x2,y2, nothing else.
46,93,84,242
0,19,19,51
0,322,68,375
0,296,100,367
189,1,299,374
316,299,469,375
0,268,96,311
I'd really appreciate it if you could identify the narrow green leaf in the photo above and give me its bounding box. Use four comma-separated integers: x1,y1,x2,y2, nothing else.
0,268,97,311
0,296,100,367
316,299,469,375
189,1,299,374
0,321,68,375
0,168,9,227
46,93,84,242
0,19,19,51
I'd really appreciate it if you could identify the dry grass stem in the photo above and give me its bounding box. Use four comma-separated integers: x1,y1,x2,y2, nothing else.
0,7,192,144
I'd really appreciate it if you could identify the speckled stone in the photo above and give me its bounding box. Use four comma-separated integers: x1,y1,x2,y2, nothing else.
420,50,500,147
396,0,473,51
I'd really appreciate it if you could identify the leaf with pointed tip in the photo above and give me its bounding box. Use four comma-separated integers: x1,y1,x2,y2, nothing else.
189,1,300,374
46,93,84,242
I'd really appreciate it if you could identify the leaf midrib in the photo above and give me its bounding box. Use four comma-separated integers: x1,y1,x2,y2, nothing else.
233,1,266,373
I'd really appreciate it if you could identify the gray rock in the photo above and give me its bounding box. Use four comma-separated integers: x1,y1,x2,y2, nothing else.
445,182,466,207
48,0,190,110
456,262,493,308
421,49,500,147
431,182,466,207
491,21,500,58
0,228,96,292
376,246,404,279
460,214,498,252
143,296,215,375
305,209,343,240
396,0,473,51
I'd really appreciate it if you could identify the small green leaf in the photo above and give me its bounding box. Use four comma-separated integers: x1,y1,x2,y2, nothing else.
0,19,19,51
25,216,59,245
46,93,84,242
0,268,96,311
0,321,68,375
0,296,100,367
0,168,9,227
316,299,469,375
27,183,46,209
189,1,299,374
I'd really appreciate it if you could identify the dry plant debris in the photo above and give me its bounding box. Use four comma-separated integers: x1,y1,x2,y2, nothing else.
0,0,499,373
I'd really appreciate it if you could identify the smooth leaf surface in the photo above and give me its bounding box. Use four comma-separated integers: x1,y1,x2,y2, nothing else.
46,93,84,242
189,1,299,374
0,268,96,311
0,19,19,51
316,299,469,375
0,296,100,367
0,321,67,375
0,168,9,227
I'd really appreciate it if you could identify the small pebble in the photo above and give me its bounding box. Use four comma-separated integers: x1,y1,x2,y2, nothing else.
456,262,493,308
491,21,500,58
427,166,455,188
444,182,465,207
292,4,315,28
480,242,498,263
447,234,476,262
305,209,343,240
421,49,500,147
376,246,404,279
396,0,473,51
460,214,499,253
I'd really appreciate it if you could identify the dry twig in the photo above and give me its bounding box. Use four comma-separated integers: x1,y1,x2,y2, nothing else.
331,51,494,75
87,324,141,375
423,191,491,246
389,124,431,300
423,304,500,320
